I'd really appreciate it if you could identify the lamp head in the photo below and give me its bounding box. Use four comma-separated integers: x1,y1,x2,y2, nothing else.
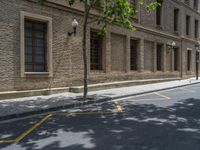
172,41,176,47
68,19,79,36
72,19,78,29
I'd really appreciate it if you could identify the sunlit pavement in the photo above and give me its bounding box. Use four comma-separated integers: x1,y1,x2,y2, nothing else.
0,84,200,150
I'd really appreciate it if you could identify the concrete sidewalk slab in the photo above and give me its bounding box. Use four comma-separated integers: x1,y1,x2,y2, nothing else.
0,78,199,121
90,78,200,99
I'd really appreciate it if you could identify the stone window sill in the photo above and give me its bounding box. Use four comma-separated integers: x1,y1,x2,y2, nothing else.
156,25,163,30
173,31,179,36
90,70,105,74
130,70,139,72
25,72,49,75
130,17,139,23
24,72,51,78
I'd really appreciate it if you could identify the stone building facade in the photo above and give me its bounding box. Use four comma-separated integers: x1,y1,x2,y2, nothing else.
0,0,200,92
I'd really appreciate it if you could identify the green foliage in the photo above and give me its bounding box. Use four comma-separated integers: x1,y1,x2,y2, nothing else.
37,0,159,34
146,2,161,12
37,0,45,5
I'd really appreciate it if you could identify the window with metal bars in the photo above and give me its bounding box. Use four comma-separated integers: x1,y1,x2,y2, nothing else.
130,0,139,22
187,50,191,71
156,0,163,26
195,20,199,38
25,19,47,72
174,9,179,32
193,0,198,10
157,44,162,71
130,39,138,71
185,0,190,5
174,48,179,71
90,31,103,70
130,0,137,10
186,15,191,36
94,0,102,8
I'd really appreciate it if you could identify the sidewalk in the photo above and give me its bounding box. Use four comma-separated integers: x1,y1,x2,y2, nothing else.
0,77,199,121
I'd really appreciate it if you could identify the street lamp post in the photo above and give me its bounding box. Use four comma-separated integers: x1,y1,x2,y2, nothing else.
171,41,176,72
195,42,200,80
167,41,176,71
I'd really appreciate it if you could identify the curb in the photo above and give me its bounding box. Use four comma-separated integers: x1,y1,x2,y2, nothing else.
110,81,200,100
0,81,199,121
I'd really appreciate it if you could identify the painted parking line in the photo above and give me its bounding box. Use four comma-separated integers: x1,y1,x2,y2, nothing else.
0,102,123,143
114,101,123,113
15,114,52,143
55,111,116,116
129,98,166,102
115,95,170,103
0,139,16,143
154,92,171,100
0,114,52,143
0,111,118,143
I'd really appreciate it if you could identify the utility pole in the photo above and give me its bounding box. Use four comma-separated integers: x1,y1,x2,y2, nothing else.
195,43,200,80
196,51,199,80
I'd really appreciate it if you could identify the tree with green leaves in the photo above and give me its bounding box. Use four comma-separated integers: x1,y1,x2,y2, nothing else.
37,0,160,100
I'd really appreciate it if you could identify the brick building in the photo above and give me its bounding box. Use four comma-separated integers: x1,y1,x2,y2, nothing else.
0,0,200,92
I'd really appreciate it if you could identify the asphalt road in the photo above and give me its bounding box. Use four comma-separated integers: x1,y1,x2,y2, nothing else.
0,84,200,150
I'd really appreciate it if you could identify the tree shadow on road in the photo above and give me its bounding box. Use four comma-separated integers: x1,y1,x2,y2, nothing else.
1,98,200,150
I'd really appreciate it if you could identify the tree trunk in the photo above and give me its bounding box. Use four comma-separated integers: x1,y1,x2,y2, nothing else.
83,0,89,100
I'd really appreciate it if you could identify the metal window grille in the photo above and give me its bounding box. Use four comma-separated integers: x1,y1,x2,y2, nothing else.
185,0,190,5
195,20,199,38
187,51,191,71
90,31,103,70
174,48,179,71
194,0,198,10
130,40,138,71
156,0,163,26
186,15,190,35
157,45,162,71
130,0,137,9
25,19,47,72
174,9,179,32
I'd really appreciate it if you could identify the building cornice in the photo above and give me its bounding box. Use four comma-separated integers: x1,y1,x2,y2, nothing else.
134,24,181,41
171,0,200,15
134,23,199,44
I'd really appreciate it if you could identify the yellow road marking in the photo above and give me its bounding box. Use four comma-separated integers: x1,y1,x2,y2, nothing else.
0,106,121,143
0,114,52,143
154,92,171,100
15,114,52,143
131,98,166,101
0,140,16,143
114,100,123,113
114,101,119,106
55,111,115,116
